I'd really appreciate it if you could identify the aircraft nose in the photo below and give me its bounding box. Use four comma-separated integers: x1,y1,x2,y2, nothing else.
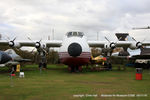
0,52,12,64
68,43,82,57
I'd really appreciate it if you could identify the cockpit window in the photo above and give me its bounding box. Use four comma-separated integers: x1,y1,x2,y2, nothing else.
67,32,72,37
67,32,84,38
78,32,84,37
73,32,77,36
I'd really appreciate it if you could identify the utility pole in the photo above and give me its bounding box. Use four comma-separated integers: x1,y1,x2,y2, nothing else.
48,36,50,40
52,28,54,40
97,32,99,40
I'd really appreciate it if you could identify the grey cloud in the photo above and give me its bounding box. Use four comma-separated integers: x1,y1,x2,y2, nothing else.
0,0,150,41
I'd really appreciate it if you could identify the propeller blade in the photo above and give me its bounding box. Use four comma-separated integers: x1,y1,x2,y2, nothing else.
104,36,111,43
132,37,137,42
3,34,10,41
12,37,17,41
142,37,147,43
27,37,35,43
4,38,9,42
27,37,32,41
39,39,42,42
43,49,48,55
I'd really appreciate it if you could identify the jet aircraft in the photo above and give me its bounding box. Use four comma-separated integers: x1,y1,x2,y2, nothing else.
0,49,31,73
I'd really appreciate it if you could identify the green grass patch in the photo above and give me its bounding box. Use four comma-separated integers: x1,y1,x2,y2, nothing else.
0,64,149,100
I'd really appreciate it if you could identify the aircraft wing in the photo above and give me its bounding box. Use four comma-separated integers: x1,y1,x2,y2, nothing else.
88,40,150,48
87,41,106,48
141,42,150,46
46,40,62,47
0,40,9,46
87,41,131,48
17,40,62,47
0,40,35,47
116,41,150,48
115,41,131,48
19,41,35,47
0,40,62,48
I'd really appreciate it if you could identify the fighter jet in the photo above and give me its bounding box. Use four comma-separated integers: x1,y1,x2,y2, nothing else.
0,49,31,67
0,50,12,66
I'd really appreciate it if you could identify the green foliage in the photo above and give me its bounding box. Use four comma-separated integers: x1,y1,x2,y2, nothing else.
47,49,59,64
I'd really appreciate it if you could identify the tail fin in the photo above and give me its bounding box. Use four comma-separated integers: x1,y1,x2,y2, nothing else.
115,33,135,41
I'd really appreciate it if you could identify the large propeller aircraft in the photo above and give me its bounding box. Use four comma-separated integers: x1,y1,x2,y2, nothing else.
0,31,150,72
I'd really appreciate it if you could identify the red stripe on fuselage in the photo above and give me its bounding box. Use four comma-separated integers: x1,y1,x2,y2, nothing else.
59,52,91,66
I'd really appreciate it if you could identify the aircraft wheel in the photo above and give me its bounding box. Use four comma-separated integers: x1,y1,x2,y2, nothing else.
78,66,82,72
69,66,75,72
68,66,71,72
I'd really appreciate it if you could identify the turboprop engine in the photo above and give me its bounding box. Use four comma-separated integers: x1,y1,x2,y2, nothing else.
129,42,142,50
8,41,20,48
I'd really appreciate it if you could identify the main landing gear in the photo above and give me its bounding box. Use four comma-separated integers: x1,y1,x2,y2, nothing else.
68,66,82,72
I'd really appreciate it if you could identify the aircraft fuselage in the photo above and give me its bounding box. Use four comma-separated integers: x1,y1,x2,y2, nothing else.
59,32,91,67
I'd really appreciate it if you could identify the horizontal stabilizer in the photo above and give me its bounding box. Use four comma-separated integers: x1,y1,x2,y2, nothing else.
115,33,129,41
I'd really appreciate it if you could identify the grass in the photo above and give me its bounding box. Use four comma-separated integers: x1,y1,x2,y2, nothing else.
0,64,150,100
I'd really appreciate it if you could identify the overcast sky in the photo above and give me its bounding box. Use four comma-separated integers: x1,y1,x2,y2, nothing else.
0,0,150,41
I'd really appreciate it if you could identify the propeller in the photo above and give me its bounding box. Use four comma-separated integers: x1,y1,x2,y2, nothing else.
27,37,42,49
103,36,117,56
35,39,42,48
3,34,17,47
104,36,116,49
27,37,34,42
104,36,124,56
27,37,47,55
8,37,17,47
132,37,143,48
104,37,111,43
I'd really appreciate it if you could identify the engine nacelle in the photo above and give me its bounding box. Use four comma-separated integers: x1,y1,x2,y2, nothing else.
136,42,142,48
35,42,41,48
8,41,20,48
104,42,116,50
35,42,47,53
110,42,116,49
129,42,142,49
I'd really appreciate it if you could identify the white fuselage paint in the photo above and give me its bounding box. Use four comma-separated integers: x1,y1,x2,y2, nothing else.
59,35,91,66
59,35,90,53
